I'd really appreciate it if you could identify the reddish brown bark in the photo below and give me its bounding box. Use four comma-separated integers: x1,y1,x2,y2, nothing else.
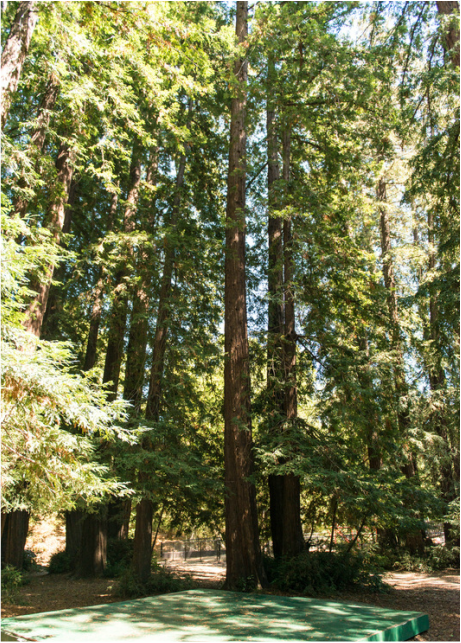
107,499,131,541
266,69,285,558
23,143,75,337
124,150,159,413
436,1,460,67
102,155,142,400
132,153,185,583
145,154,186,421
0,512,8,543
41,178,78,340
83,190,119,372
132,499,153,583
223,1,266,589
1,1,38,128
1,510,30,569
280,127,304,558
76,507,107,578
378,179,423,553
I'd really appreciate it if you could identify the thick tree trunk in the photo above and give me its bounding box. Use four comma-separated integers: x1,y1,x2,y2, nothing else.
65,510,84,566
41,178,78,340
132,499,153,584
1,1,38,128
23,143,75,337
132,154,186,583
266,57,285,560
223,0,266,590
280,127,304,558
78,160,141,578
378,178,424,554
107,499,131,541
426,210,457,545
124,149,158,413
76,507,107,578
83,191,118,371
1,510,30,569
436,1,460,67
102,155,141,401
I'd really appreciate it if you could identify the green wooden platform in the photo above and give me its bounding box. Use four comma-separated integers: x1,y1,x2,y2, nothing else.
1,589,429,642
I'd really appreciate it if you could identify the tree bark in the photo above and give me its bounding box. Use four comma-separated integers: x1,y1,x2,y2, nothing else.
280,126,304,558
1,1,38,128
378,178,423,553
83,191,119,372
1,510,30,570
124,149,159,413
23,143,75,337
41,178,78,340
426,209,457,544
102,155,142,401
107,499,131,541
266,55,286,560
223,0,266,590
65,510,84,566
132,153,186,583
132,499,153,583
436,1,460,67
1,512,7,539
76,506,107,578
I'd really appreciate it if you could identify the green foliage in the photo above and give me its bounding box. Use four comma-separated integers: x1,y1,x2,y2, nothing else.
104,538,134,578
379,545,460,573
1,565,25,603
48,551,75,575
264,550,385,596
117,564,193,599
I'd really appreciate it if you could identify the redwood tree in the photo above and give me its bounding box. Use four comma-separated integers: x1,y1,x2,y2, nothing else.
223,0,266,590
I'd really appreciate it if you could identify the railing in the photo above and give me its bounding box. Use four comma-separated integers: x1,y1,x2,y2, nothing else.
156,538,225,562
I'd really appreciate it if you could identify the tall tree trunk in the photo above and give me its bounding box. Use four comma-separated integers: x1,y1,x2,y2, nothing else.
426,209,457,544
280,127,304,558
124,149,159,414
132,153,186,584
5,141,73,569
436,1,460,67
266,57,285,559
41,178,78,340
78,157,141,578
23,143,75,337
65,510,84,566
0,512,8,543
13,76,60,220
83,190,119,372
76,506,107,578
1,510,30,570
223,0,266,590
1,1,38,128
102,155,142,401
378,178,423,554
107,500,131,541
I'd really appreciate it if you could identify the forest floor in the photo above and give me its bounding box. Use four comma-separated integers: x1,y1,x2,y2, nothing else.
2,519,459,641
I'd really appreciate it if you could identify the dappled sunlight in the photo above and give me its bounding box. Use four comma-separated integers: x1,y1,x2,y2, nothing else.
2,589,429,642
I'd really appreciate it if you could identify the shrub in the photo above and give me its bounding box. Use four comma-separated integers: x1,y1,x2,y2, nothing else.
48,551,75,574
264,550,384,596
117,565,193,599
104,538,134,578
2,565,24,602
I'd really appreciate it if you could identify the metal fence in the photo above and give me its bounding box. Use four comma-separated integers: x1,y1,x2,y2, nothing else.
156,524,445,563
156,538,225,563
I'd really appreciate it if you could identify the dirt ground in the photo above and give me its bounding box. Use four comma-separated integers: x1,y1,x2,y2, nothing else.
2,519,459,641
2,563,458,641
